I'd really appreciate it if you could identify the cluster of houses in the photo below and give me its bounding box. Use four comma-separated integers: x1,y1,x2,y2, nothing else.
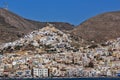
0,25,120,78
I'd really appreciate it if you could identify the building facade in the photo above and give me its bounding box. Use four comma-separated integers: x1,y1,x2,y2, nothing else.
33,68,48,77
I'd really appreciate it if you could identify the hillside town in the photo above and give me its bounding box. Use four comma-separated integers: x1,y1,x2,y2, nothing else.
0,24,120,78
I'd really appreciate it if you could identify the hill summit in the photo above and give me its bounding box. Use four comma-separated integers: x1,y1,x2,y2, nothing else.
0,24,75,53
72,11,120,44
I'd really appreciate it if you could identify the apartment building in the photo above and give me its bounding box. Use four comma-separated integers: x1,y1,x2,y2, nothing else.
33,68,48,77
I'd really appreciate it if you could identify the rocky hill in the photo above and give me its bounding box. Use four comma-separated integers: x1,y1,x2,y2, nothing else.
72,11,120,44
0,8,74,44
0,24,75,54
26,19,74,31
2,8,120,46
0,8,36,43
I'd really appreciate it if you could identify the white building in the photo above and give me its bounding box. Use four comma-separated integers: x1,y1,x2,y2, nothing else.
33,68,48,77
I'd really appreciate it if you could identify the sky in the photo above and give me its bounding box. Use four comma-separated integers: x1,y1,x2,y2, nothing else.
0,0,120,25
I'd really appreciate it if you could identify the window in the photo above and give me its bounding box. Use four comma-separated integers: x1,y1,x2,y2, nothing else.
26,71,30,74
18,72,23,75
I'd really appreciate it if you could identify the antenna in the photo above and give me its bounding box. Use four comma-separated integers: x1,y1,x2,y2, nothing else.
3,2,8,10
